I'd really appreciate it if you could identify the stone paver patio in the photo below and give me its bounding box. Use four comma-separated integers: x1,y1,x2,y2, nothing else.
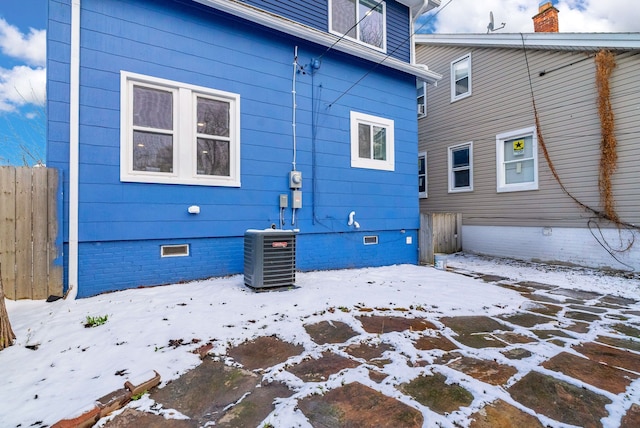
101,266,640,428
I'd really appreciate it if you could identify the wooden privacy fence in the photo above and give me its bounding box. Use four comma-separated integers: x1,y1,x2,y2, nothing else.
419,212,462,265
0,166,63,300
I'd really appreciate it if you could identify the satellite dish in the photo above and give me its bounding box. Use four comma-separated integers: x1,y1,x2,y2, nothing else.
487,11,506,33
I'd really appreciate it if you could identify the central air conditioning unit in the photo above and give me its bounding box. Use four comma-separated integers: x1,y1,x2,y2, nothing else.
244,229,296,289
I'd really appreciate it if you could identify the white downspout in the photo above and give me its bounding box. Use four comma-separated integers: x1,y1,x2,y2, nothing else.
67,0,81,300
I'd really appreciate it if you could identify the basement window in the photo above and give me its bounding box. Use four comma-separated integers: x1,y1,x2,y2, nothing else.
363,236,379,245
161,244,190,257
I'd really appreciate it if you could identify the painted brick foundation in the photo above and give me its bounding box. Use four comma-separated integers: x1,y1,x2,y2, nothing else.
76,229,418,297
462,225,639,271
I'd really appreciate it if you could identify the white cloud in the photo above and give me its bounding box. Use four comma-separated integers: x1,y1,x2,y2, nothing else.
0,18,46,113
0,65,46,113
428,0,640,33
0,18,46,67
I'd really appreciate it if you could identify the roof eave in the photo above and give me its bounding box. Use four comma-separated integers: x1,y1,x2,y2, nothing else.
414,32,640,51
397,0,442,18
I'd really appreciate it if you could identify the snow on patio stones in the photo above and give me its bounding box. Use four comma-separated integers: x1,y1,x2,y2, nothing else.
298,382,423,428
468,399,545,428
399,372,474,414
440,315,513,348
542,351,635,394
621,404,640,427
509,371,612,428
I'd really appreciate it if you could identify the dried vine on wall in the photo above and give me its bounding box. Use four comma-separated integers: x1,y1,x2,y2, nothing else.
521,35,638,269
595,50,618,222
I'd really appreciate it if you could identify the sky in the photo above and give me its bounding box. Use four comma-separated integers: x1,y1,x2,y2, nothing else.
0,0,638,166
0,0,46,165
0,254,638,427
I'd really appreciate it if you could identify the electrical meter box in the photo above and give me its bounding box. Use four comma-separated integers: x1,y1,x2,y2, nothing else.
289,171,302,189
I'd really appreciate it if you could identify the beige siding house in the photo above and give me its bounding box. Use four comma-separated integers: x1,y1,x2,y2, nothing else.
415,32,640,270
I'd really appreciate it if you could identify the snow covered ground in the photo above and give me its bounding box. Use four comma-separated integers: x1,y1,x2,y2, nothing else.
1,253,638,427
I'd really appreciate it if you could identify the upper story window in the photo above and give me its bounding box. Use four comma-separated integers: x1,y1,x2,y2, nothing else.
496,126,538,192
350,111,394,171
121,71,240,187
451,53,471,102
330,0,386,51
417,80,427,118
448,142,473,192
418,151,427,198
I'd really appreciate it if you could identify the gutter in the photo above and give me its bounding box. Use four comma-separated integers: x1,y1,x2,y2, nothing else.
193,0,441,84
67,0,80,300
415,32,640,51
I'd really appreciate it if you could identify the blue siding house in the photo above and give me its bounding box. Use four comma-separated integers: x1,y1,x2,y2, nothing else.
47,0,442,298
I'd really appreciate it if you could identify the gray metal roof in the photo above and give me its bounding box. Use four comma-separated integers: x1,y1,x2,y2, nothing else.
415,33,640,51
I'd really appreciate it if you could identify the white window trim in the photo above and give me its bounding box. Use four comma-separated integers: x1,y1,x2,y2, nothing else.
350,111,395,171
417,80,427,119
120,71,241,187
448,142,473,193
418,151,427,199
328,0,387,53
450,53,472,102
496,126,538,193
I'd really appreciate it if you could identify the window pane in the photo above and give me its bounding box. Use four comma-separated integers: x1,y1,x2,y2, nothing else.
133,131,173,172
454,169,470,188
455,76,469,96
372,126,386,160
358,123,371,159
452,147,469,168
359,0,383,48
505,159,534,184
504,135,533,161
133,86,173,129
197,138,230,176
197,98,230,137
332,0,357,38
418,156,425,175
453,58,469,96
419,176,426,193
453,60,468,80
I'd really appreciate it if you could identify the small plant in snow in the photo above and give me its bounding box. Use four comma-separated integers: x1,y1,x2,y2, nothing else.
131,391,147,400
84,314,108,328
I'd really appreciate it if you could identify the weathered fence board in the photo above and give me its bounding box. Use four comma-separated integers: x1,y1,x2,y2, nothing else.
0,166,62,300
419,213,462,265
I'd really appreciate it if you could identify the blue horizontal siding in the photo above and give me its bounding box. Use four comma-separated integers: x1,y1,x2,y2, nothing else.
238,0,411,62
48,0,420,296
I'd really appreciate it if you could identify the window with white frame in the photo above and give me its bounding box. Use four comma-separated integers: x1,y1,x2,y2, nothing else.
418,151,427,198
496,126,538,192
450,53,471,102
417,80,427,118
120,71,240,186
329,0,386,51
350,111,394,171
448,142,473,192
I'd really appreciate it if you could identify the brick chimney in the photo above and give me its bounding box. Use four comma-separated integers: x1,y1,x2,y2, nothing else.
533,1,559,33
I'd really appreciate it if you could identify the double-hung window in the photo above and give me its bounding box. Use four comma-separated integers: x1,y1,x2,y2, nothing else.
330,0,386,51
496,126,538,192
448,142,473,192
418,151,427,198
350,111,394,171
451,53,471,102
417,80,427,118
121,72,240,187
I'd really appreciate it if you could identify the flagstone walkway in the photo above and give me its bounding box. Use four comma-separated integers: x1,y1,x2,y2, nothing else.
102,268,640,428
